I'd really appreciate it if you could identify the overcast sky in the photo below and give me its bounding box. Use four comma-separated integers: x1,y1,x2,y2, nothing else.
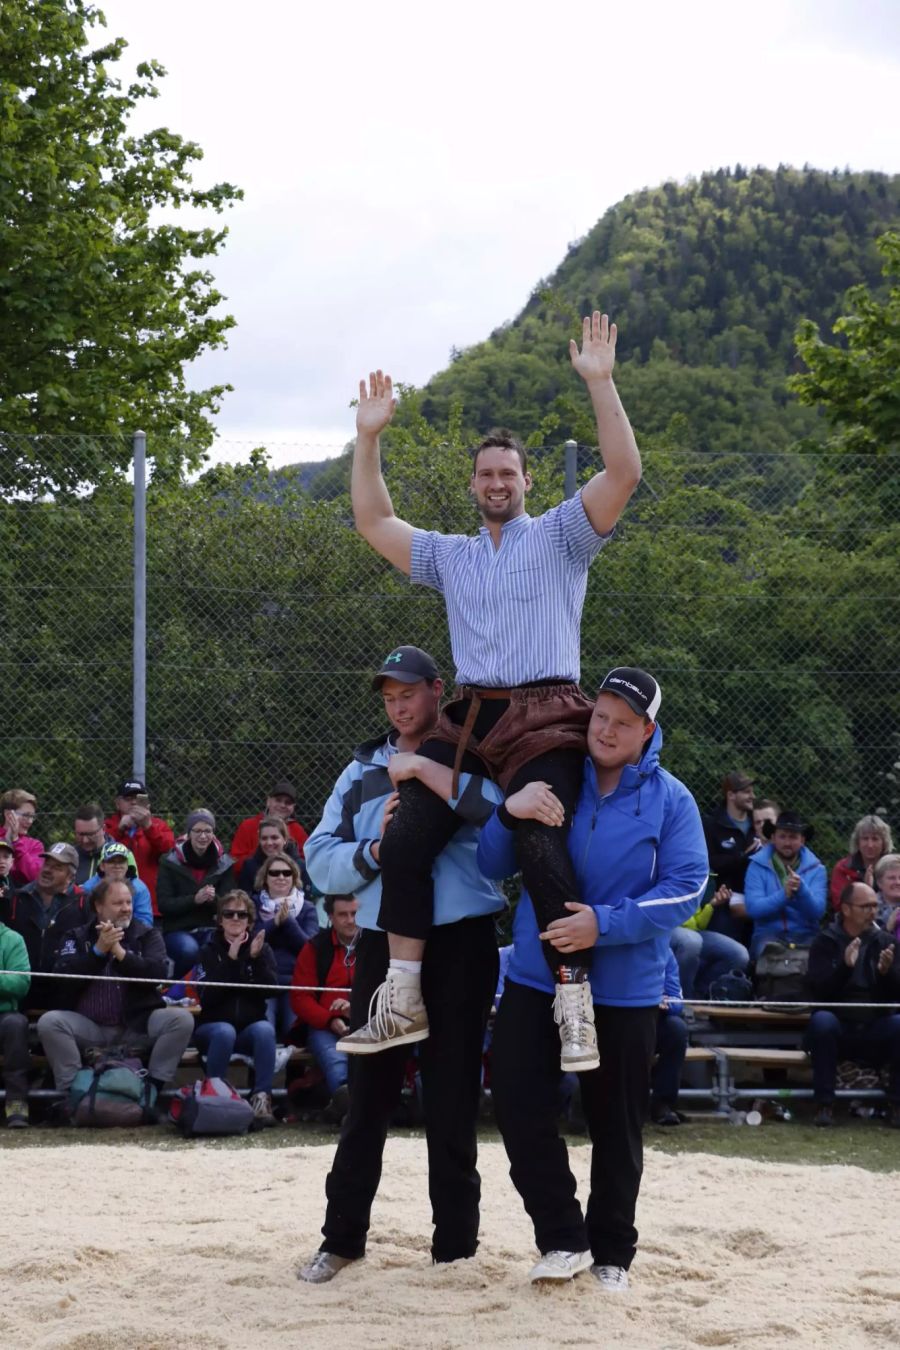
98,0,900,467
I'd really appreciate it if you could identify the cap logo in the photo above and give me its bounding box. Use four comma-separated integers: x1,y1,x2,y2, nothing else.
385,652,403,664
609,676,642,696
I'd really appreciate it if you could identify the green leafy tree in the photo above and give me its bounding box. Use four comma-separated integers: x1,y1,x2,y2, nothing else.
791,232,900,452
0,0,242,492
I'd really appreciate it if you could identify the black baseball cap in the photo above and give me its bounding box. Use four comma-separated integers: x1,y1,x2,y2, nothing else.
117,779,146,797
597,666,662,720
371,645,440,691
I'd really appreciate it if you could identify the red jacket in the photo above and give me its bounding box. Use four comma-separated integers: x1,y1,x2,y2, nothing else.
830,854,864,911
290,930,353,1031
230,812,308,871
104,813,175,913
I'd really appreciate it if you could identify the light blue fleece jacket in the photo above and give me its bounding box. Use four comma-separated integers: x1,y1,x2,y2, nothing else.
304,731,505,931
744,842,826,959
80,872,154,928
477,724,708,1006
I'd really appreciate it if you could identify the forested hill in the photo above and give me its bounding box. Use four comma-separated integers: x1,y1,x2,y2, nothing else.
393,166,900,455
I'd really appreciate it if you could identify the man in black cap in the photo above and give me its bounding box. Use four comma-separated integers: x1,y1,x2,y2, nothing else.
744,809,826,959
105,780,174,913
229,778,309,874
299,644,503,1282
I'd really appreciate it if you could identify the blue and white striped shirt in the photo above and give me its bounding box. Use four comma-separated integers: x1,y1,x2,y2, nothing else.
410,492,612,686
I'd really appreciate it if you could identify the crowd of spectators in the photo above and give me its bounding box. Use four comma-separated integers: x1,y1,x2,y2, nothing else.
0,770,898,1132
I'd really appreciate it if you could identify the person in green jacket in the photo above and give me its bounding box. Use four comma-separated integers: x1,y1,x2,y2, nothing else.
668,883,750,1000
0,920,32,1127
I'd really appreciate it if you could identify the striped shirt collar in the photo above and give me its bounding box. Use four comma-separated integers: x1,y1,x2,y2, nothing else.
477,512,530,539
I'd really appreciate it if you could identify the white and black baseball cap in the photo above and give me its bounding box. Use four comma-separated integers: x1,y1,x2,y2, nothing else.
597,666,661,720
371,645,440,690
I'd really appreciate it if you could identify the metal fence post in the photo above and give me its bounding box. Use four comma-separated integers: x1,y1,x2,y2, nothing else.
564,439,577,499
132,430,147,781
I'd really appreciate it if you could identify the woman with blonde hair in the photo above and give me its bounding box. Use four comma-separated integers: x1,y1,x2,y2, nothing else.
829,814,894,910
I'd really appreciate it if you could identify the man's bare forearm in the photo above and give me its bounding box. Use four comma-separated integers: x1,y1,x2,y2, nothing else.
586,376,641,487
580,375,642,534
351,429,395,534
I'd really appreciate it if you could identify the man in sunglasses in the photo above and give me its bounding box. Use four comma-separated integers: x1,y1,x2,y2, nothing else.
298,645,504,1283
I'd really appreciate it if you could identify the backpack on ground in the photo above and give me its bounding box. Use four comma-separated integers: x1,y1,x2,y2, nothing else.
69,1054,157,1127
168,1076,255,1136
754,941,811,1010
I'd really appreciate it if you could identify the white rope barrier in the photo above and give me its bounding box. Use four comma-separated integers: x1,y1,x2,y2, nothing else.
0,972,897,1009
0,969,350,995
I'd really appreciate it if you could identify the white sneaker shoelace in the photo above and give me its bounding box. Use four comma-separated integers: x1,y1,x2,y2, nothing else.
364,973,411,1040
593,1264,629,1291
553,982,594,1044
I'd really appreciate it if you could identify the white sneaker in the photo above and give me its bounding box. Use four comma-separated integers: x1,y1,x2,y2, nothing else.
336,969,429,1055
274,1045,293,1075
553,980,599,1072
297,1250,357,1284
528,1249,593,1283
591,1264,629,1291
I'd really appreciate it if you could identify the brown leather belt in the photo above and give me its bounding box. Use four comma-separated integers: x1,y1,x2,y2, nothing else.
451,689,513,796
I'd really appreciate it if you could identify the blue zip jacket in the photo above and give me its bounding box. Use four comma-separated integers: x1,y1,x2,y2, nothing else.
305,731,505,930
477,724,708,1006
80,872,154,928
744,842,826,958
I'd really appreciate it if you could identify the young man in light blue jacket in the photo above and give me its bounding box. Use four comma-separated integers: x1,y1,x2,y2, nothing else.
298,645,504,1284
477,667,708,1292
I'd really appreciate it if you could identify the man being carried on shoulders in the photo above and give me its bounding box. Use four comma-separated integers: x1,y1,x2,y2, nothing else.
346,312,641,1071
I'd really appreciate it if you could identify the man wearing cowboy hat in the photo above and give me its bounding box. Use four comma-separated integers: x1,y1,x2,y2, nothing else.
744,809,827,960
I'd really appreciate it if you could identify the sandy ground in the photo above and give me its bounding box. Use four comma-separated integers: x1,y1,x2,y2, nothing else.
1,1138,898,1349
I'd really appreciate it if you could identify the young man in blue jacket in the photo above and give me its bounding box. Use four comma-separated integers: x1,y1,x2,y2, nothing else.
478,667,708,1291
298,645,504,1284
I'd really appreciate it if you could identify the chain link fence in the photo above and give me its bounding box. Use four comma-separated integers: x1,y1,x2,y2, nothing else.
2,434,898,867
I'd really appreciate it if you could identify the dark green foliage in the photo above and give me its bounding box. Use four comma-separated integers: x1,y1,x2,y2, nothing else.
792,232,900,452
408,167,900,452
0,0,241,491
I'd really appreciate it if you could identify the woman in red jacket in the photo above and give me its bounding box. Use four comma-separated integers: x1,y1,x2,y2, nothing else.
830,813,894,909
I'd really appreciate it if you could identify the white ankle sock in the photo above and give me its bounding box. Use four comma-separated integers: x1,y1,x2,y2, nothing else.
390,959,422,977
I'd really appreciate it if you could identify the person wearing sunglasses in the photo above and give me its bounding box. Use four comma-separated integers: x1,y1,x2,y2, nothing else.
157,809,236,977
236,815,303,894
194,890,279,1127
254,851,319,1036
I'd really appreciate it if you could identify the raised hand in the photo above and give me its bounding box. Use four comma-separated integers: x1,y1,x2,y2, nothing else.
569,311,617,384
356,370,397,437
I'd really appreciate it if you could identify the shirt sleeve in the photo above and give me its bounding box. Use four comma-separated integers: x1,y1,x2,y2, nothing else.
410,528,463,593
540,490,613,569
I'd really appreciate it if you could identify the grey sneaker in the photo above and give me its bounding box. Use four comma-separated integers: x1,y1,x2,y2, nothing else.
553,981,599,1072
591,1264,629,1292
249,1091,276,1127
336,970,429,1055
529,1249,593,1283
297,1250,357,1284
